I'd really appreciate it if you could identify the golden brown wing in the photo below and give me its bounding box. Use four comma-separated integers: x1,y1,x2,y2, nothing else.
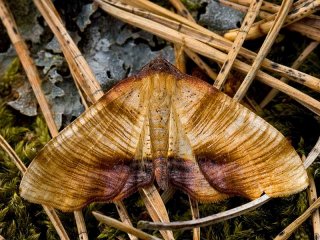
166,100,228,202
173,75,308,200
20,77,154,212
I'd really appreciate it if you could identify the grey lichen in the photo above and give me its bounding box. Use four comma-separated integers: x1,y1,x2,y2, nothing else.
199,0,244,31
80,11,174,90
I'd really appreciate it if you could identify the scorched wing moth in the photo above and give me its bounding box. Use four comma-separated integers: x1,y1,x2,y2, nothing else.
20,58,308,211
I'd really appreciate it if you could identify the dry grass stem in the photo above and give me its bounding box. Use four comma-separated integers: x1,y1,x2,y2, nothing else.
214,0,263,90
274,197,320,240
140,186,175,240
169,0,216,82
161,188,176,205
33,0,103,104
0,135,27,174
233,0,294,101
74,211,89,240
304,137,320,169
188,196,200,240
174,44,186,73
286,22,320,42
306,171,320,239
115,202,139,240
221,0,320,42
260,41,319,108
224,0,320,40
92,212,162,240
0,135,70,239
96,0,320,113
102,0,320,94
120,0,200,31
184,49,218,81
0,0,58,137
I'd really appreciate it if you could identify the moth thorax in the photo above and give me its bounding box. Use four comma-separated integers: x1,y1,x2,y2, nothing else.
154,157,169,190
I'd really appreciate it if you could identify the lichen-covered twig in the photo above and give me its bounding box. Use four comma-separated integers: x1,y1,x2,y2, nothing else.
138,194,271,230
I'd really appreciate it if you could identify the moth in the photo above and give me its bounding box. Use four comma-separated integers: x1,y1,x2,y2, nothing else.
20,58,308,212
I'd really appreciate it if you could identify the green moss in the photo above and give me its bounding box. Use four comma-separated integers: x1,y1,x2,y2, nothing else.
180,0,202,11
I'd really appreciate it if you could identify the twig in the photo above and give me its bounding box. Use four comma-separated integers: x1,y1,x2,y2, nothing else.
274,197,320,240
304,137,320,169
233,0,294,101
168,0,217,82
260,41,319,108
74,211,89,240
138,194,271,230
0,0,58,137
0,134,27,174
189,196,200,240
33,0,103,104
139,186,175,240
307,171,320,239
96,0,320,113
174,44,186,73
0,135,70,240
115,202,139,240
214,0,263,90
168,0,195,22
92,212,162,240
183,48,217,81
223,0,320,40
220,0,320,43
